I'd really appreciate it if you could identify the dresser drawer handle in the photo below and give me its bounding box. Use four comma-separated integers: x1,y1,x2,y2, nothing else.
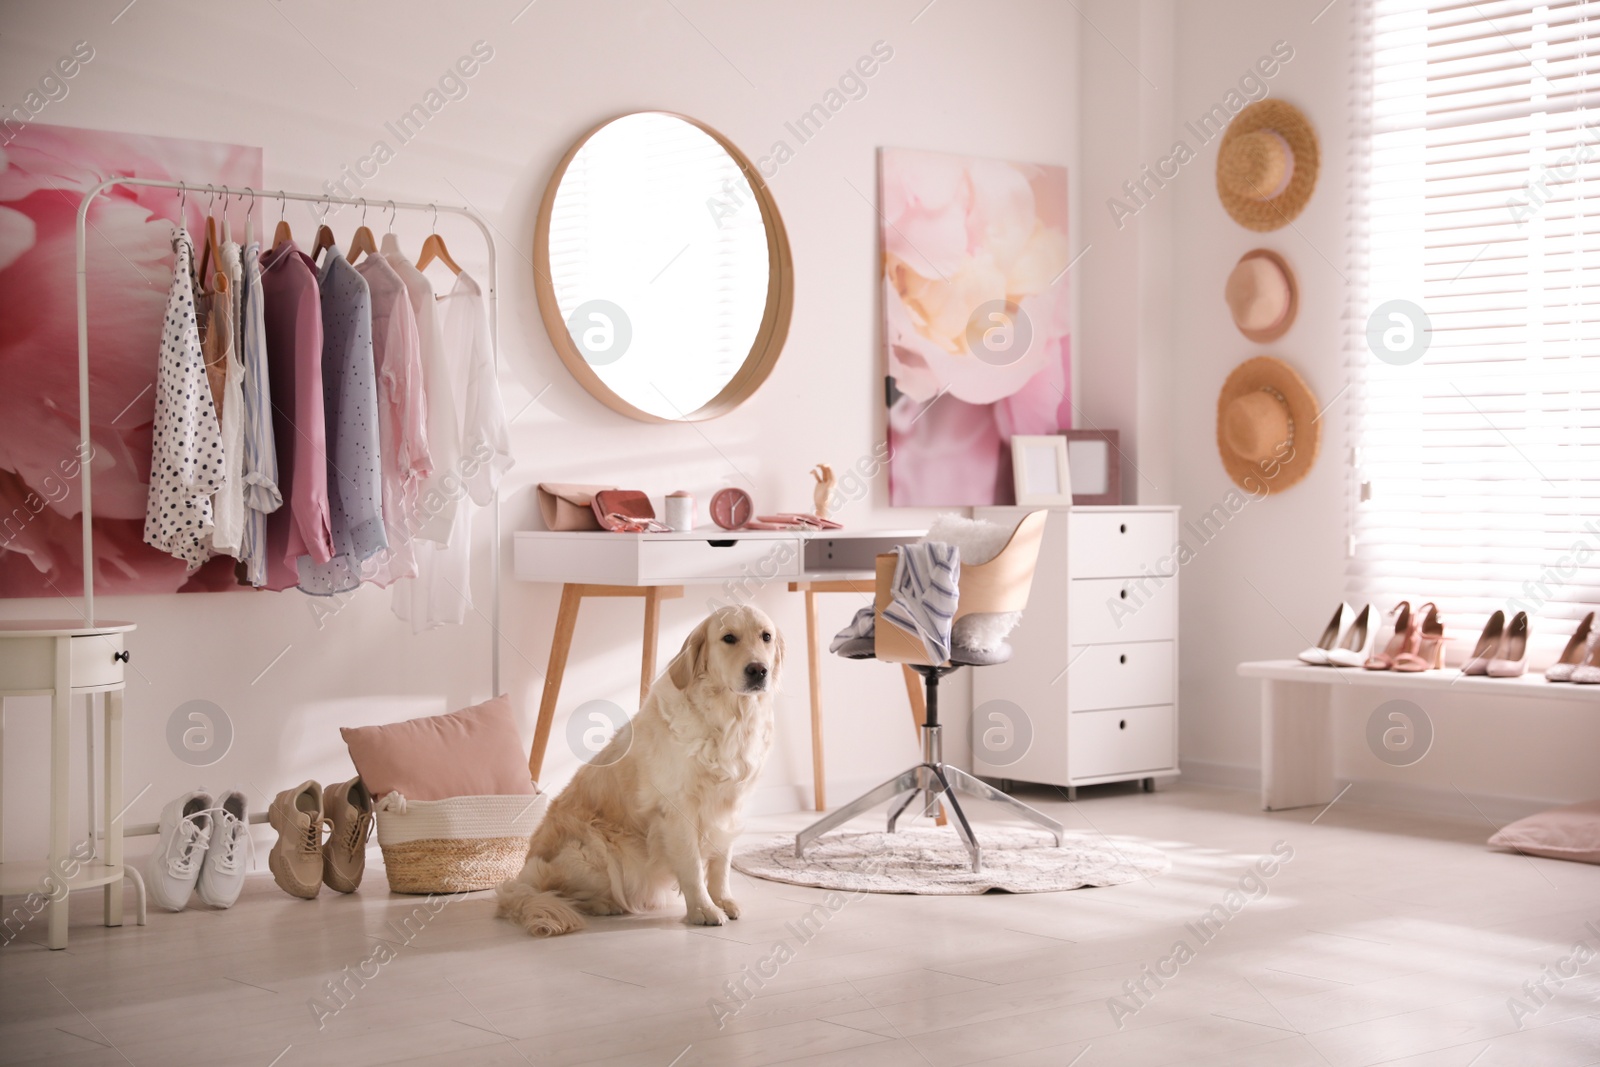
1119,654,1127,664
1119,719,1127,730
113,650,130,663
1119,589,1128,599
1119,523,1127,533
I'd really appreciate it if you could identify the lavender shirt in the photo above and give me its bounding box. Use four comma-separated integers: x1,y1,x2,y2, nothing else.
298,248,386,595
258,240,332,592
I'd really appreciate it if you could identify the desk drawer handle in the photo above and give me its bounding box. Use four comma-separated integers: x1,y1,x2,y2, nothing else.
1119,719,1127,730
113,650,130,663
1119,523,1127,533
707,540,736,548
1119,654,1127,664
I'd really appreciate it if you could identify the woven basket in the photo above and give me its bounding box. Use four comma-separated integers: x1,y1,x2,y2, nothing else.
374,791,548,894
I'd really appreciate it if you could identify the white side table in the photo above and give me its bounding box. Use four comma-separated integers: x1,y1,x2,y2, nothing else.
0,619,146,949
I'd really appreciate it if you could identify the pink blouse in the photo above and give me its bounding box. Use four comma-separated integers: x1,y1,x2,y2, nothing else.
259,241,333,591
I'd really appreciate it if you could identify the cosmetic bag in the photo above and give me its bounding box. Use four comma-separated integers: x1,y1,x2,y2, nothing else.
536,482,614,531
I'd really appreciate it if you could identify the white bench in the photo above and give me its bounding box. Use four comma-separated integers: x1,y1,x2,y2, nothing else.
1237,660,1600,810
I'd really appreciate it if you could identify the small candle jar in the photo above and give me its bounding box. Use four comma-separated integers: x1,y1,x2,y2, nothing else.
664,491,695,531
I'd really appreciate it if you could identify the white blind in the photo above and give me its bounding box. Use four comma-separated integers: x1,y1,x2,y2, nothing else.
1348,0,1600,654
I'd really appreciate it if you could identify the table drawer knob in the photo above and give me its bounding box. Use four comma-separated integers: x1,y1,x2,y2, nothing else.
113,650,130,663
1119,719,1127,730
1119,654,1127,664
1119,523,1127,533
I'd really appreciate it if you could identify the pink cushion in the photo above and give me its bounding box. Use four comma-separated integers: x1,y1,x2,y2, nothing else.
340,695,534,801
1488,799,1600,865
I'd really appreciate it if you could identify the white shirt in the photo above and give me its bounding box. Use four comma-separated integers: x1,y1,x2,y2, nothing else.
393,270,512,631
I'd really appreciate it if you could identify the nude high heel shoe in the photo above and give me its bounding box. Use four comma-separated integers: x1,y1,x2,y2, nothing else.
1547,612,1596,682
1393,603,1444,672
1327,605,1376,667
1570,628,1600,684
1299,603,1352,666
1487,612,1529,677
1365,601,1413,670
1462,610,1504,675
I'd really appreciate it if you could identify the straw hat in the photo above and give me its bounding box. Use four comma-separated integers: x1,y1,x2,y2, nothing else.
1225,249,1298,342
1216,100,1319,232
1216,356,1320,494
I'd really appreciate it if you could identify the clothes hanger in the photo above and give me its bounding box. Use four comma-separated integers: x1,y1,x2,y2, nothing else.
220,187,233,246
174,182,188,238
201,187,228,294
244,188,256,248
272,190,294,250
415,203,461,275
311,199,337,264
346,198,377,264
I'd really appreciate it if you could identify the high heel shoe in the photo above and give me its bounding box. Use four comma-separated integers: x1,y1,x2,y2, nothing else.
1487,612,1529,677
1299,603,1353,666
1462,610,1504,675
1364,601,1413,670
1571,629,1600,684
1393,603,1444,672
1326,605,1376,667
1547,612,1596,682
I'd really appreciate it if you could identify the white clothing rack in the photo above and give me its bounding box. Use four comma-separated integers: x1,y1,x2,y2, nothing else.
72,178,504,698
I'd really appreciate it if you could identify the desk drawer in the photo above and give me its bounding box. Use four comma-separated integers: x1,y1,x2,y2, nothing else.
1070,705,1175,779
638,538,801,583
1068,576,1177,645
1066,641,1174,712
1068,512,1176,578
72,633,125,688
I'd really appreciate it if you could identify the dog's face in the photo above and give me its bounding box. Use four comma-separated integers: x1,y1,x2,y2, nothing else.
669,606,783,695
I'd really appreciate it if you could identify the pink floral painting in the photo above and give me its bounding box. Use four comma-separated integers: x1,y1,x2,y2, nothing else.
881,147,1072,506
0,124,262,598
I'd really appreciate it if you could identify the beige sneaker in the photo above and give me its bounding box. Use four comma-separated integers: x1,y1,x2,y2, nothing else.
267,781,324,899
322,777,374,893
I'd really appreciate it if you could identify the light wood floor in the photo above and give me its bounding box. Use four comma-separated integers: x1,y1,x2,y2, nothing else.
3,782,1599,1067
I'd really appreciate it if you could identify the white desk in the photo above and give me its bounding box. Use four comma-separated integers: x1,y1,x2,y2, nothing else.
0,619,146,949
1238,659,1600,811
514,528,926,808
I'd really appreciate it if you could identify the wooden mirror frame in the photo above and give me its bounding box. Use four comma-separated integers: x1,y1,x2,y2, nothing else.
533,112,795,423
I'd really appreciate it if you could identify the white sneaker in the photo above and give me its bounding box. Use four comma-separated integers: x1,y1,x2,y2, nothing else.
197,791,252,909
146,790,213,912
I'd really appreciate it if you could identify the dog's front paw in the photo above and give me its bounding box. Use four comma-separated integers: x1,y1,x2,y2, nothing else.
686,902,729,926
714,896,741,920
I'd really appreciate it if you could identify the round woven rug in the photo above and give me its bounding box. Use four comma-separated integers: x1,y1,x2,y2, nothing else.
733,828,1169,895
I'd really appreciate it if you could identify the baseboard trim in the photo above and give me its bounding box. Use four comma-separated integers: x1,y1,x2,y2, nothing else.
1178,759,1562,826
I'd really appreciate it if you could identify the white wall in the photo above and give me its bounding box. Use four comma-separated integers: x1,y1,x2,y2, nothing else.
1163,0,1600,816
0,0,1079,856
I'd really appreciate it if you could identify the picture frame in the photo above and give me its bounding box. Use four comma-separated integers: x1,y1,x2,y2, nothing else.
1010,435,1073,506
1065,429,1122,505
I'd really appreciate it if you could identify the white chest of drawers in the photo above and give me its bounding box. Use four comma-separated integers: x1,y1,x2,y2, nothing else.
972,505,1180,796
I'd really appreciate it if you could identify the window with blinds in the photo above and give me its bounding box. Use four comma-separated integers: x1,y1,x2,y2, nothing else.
1347,0,1600,652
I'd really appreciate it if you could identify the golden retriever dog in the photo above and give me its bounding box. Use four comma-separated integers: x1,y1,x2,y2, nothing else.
496,605,783,936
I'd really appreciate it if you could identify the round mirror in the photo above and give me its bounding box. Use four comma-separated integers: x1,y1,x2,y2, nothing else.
534,112,793,422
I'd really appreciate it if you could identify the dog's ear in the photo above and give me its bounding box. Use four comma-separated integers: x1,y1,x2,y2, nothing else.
668,618,709,690
771,626,786,686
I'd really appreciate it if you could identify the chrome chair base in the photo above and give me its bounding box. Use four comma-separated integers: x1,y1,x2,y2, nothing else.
794,758,1064,874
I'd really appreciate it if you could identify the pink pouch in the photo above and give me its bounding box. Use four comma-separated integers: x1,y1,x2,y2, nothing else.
592,490,670,533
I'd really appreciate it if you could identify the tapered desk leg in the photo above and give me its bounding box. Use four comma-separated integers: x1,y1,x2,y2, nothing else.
104,690,123,927
803,590,826,811
48,637,70,950
641,587,663,708
529,584,582,782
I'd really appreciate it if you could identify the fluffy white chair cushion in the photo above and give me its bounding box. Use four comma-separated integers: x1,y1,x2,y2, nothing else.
924,514,1023,653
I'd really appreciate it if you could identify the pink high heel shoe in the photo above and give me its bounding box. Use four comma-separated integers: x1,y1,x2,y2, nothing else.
1393,603,1444,672
1364,601,1413,670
